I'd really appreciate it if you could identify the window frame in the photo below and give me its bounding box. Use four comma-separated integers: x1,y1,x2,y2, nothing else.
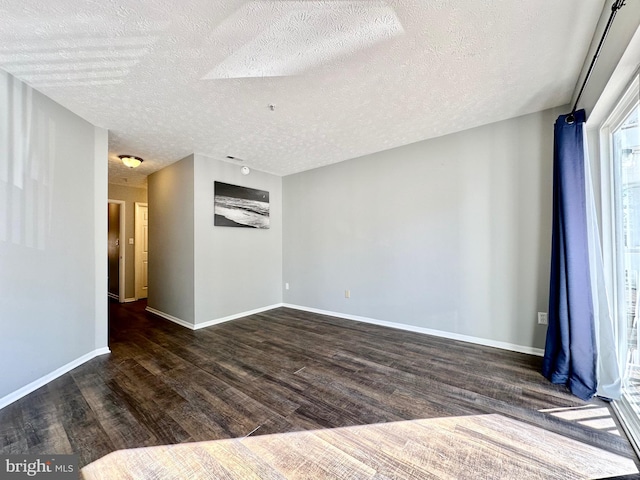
599,74,640,457
599,76,639,345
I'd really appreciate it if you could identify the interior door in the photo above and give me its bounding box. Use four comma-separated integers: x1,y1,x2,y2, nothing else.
135,203,149,299
108,203,120,299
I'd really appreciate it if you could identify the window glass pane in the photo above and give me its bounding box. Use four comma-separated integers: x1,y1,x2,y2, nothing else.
613,105,640,384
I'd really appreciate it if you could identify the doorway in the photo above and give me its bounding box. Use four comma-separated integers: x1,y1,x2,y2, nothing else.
108,200,125,302
135,202,148,300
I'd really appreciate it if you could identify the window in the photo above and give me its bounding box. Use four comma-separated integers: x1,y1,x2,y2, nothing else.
601,75,640,453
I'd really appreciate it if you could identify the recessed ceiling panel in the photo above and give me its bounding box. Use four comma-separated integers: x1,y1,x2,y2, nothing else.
203,1,404,79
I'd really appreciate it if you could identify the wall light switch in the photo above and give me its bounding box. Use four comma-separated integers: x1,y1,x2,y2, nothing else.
345,290,350,299
129,238,134,245
285,283,289,290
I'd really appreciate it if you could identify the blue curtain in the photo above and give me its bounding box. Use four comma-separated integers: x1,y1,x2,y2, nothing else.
542,109,597,401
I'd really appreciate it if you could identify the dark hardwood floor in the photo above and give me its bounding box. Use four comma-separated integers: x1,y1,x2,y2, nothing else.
1,300,638,477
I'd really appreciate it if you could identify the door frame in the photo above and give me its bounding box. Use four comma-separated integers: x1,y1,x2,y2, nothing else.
107,199,126,303
598,75,640,458
134,202,148,300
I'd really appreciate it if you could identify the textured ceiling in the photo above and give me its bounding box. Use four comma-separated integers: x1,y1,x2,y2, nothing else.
0,0,605,186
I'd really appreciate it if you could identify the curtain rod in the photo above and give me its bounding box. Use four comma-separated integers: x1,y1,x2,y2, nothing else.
566,0,626,124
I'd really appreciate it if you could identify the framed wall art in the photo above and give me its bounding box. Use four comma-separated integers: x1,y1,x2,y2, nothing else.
214,181,269,229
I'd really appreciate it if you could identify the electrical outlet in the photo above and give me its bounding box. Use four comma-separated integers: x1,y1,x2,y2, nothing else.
537,312,548,325
345,290,350,299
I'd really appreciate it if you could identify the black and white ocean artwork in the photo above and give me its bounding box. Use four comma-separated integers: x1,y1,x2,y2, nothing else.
214,181,270,229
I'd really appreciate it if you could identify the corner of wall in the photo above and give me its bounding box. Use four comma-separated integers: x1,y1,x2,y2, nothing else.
94,126,109,350
147,155,196,324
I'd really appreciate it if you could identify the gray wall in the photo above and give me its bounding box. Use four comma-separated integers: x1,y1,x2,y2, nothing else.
94,128,109,352
193,155,282,324
284,107,565,350
108,183,148,300
0,70,108,400
148,155,195,324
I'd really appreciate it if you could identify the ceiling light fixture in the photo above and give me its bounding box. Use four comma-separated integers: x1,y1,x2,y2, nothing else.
119,155,144,168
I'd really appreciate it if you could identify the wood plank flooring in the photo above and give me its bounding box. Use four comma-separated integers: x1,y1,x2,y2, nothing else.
81,414,637,479
1,301,638,478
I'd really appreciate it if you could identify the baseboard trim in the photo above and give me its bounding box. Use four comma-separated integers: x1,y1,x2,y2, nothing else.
145,307,195,330
0,347,111,411
93,347,111,356
195,304,285,330
124,298,137,303
107,293,119,301
282,304,544,357
145,304,286,331
145,302,544,356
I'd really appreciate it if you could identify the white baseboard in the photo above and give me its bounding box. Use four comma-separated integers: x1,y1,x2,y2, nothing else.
145,307,195,329
146,302,544,356
108,294,137,303
282,304,545,357
195,304,284,330
94,347,111,356
146,304,285,331
0,347,111,411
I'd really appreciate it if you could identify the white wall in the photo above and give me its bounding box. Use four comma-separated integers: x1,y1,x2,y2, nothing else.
194,155,282,324
0,71,108,402
283,107,565,350
147,155,195,325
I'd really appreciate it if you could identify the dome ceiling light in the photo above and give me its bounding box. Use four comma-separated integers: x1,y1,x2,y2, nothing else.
119,155,144,168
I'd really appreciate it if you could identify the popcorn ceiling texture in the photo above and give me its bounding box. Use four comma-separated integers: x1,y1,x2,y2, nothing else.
0,0,605,186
